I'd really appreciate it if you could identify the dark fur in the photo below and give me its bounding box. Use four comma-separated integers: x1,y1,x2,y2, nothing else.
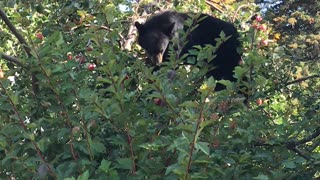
135,11,242,90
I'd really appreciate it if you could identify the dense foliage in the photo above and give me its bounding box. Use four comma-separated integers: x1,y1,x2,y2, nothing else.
0,0,319,179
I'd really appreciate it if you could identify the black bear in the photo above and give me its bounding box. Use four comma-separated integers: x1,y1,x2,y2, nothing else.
135,11,242,90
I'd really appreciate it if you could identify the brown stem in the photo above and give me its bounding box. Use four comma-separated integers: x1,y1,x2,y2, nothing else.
70,143,78,161
71,86,94,161
0,82,57,178
154,83,180,121
185,110,204,180
126,131,136,175
185,88,214,179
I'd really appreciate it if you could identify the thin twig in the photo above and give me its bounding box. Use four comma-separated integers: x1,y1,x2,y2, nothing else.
126,131,136,175
185,87,214,179
71,24,112,31
205,0,224,13
123,3,142,51
0,82,57,178
231,4,250,23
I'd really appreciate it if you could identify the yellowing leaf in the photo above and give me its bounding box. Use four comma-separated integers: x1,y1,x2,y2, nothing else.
289,43,298,49
274,33,281,40
288,18,297,26
273,16,285,22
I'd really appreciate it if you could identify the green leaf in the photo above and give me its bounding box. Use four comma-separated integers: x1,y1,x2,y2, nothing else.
282,161,296,169
165,164,184,176
218,80,234,90
253,174,269,180
116,158,132,170
179,101,199,108
77,170,89,180
90,138,106,154
0,135,8,149
195,142,210,155
99,159,112,172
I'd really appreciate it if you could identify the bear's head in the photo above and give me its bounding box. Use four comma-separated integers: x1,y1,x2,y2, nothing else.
135,21,175,65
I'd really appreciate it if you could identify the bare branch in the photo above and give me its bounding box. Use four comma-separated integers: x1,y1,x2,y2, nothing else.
232,4,250,23
286,145,311,161
123,4,142,51
205,0,224,13
1,53,24,67
0,9,39,95
254,127,320,161
294,127,320,145
0,9,32,57
123,24,137,51
71,24,113,32
285,75,320,86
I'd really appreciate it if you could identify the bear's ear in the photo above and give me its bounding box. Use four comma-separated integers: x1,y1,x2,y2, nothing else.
163,22,175,37
135,22,145,34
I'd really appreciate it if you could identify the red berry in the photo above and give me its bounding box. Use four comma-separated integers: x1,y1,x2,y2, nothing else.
67,54,73,60
86,46,93,52
153,98,162,106
87,63,96,71
36,33,44,40
256,98,263,106
255,15,263,22
213,140,220,148
73,18,83,25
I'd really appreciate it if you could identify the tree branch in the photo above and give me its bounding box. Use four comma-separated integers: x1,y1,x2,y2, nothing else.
1,53,24,67
0,9,32,57
285,75,320,86
71,24,113,32
285,145,311,161
254,126,320,161
0,8,38,94
293,127,320,145
205,0,224,13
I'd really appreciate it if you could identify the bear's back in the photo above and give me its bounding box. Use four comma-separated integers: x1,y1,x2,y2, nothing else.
142,11,187,31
